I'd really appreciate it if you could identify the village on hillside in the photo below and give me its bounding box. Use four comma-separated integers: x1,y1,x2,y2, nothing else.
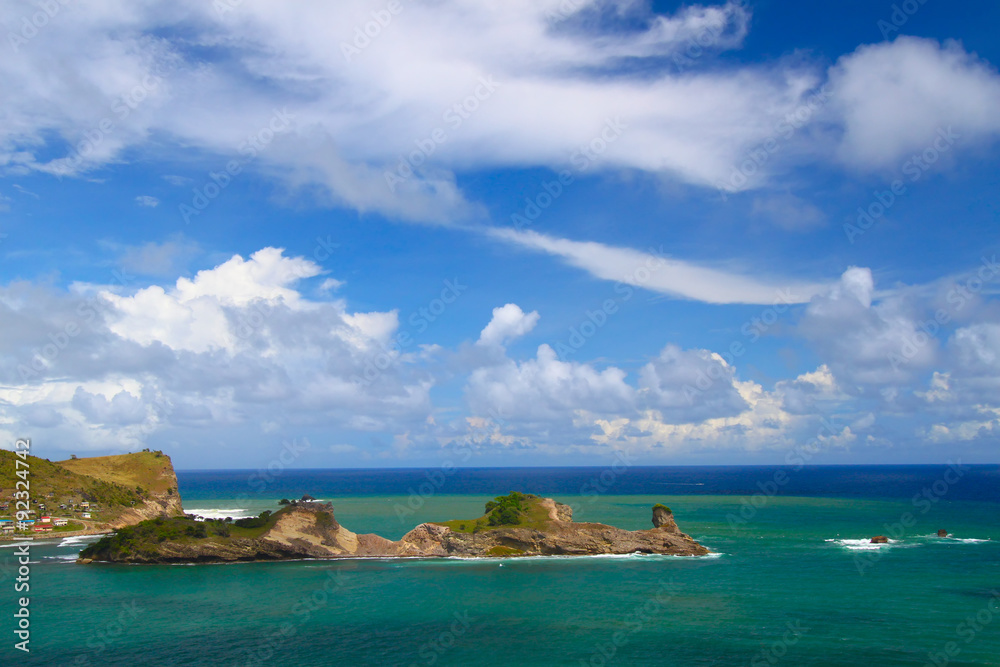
0,492,93,536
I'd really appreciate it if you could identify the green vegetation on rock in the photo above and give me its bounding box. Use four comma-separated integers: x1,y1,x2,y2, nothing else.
434,492,555,533
80,508,285,560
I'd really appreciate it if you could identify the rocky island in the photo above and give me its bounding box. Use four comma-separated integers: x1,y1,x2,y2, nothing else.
80,492,709,563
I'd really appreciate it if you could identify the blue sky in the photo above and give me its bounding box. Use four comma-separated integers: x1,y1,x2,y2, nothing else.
1,0,999,469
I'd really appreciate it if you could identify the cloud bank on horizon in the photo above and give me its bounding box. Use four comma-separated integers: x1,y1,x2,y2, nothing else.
0,0,998,467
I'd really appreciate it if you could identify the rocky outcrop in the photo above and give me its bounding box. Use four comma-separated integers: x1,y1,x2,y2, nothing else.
651,505,677,530
82,498,710,563
937,529,949,537
871,535,889,544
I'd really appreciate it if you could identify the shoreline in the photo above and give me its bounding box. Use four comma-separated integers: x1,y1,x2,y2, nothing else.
0,528,112,543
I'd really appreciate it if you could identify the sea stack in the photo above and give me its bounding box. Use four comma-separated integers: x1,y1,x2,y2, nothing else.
651,504,675,529
871,535,889,544
937,529,948,537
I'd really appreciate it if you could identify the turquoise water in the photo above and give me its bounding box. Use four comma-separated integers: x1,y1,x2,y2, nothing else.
3,492,999,666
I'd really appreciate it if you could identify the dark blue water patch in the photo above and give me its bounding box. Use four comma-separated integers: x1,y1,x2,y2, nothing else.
176,464,1000,503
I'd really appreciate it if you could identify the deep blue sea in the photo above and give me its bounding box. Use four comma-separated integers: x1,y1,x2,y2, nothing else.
4,465,999,666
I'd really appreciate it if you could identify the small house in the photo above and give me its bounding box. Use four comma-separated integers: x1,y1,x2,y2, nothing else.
40,516,51,524
82,512,91,519
54,518,68,527
0,525,13,534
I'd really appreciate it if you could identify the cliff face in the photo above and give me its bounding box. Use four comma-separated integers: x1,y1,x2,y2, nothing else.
56,451,185,528
103,455,184,528
82,497,709,563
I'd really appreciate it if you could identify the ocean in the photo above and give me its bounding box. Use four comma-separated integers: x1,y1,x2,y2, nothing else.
4,465,999,666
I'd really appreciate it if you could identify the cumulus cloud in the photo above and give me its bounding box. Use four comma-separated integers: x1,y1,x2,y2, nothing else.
2,245,999,461
829,37,1000,169
0,247,432,453
477,303,540,347
466,344,635,424
134,195,160,207
636,345,747,422
798,267,939,387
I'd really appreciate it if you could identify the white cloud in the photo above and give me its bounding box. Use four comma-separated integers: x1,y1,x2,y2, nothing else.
0,0,825,222
489,228,829,305
466,343,635,424
477,303,540,347
798,267,940,387
0,247,435,452
829,37,1000,169
135,195,160,207
636,345,747,422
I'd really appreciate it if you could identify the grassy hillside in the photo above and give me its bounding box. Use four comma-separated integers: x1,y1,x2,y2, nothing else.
0,449,177,527
58,450,176,495
434,492,554,534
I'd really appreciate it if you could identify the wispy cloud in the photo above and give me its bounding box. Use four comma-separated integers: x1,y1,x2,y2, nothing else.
488,228,828,305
